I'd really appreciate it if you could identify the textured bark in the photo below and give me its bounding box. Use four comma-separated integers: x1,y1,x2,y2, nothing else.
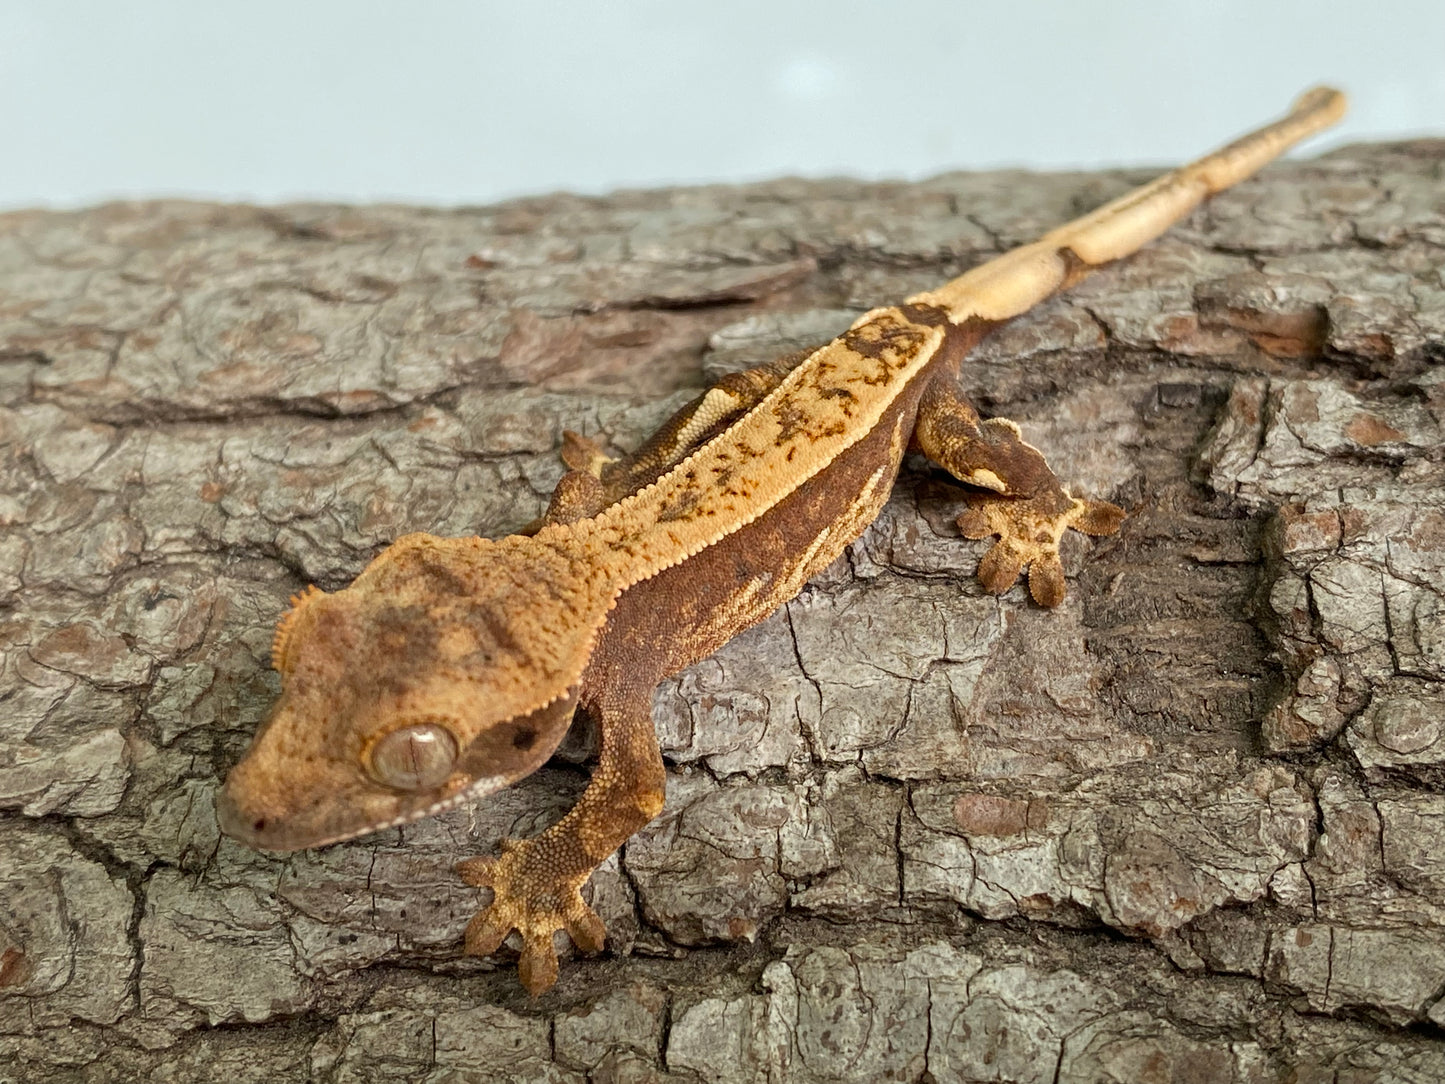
2,141,1444,1083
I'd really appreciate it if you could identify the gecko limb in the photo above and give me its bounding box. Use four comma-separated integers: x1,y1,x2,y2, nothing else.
457,685,665,995
913,376,1123,606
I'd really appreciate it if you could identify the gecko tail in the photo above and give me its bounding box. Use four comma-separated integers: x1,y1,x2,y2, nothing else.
908,87,1347,326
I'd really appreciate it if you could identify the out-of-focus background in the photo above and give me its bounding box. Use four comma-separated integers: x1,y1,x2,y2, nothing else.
2,0,1441,210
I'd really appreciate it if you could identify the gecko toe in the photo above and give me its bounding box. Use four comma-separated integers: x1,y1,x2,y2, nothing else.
463,909,510,958
956,505,997,540
977,539,1027,595
518,934,561,997
564,899,607,955
1070,498,1126,537
455,856,497,887
1027,551,1067,608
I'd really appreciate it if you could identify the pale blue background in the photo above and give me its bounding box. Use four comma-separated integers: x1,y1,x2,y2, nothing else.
2,0,1441,209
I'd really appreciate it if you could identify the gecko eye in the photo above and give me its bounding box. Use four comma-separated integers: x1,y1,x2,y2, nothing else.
368,723,458,791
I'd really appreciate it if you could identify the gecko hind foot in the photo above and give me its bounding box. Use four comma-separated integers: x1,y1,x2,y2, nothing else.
456,840,606,996
957,489,1124,607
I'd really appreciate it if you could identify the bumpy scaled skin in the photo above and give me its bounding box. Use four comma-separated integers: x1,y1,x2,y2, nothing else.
217,88,1346,994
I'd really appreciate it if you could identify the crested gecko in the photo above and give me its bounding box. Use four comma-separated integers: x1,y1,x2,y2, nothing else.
217,88,1346,994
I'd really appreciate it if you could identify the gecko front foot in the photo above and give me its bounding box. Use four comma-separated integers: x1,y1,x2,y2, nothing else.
957,489,1124,607
457,839,607,996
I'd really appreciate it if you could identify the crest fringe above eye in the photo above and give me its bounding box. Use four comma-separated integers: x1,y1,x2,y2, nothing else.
271,584,327,675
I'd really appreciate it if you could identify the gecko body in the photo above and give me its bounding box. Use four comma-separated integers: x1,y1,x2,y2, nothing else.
218,89,1346,994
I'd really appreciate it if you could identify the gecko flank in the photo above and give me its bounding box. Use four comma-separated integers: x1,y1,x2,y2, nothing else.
217,88,1347,994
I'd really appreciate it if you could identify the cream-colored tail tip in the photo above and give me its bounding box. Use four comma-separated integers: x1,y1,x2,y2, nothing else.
1291,85,1348,125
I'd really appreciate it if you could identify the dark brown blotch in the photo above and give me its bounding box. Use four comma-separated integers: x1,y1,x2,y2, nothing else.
898,301,952,327
774,401,809,444
841,312,931,369
656,484,703,523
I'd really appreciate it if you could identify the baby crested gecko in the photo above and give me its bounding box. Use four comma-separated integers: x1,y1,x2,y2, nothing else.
217,88,1346,994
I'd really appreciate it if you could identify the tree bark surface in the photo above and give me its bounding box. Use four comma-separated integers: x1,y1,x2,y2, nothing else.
3,141,1445,1083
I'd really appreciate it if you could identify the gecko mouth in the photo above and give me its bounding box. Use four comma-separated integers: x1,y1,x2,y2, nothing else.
215,768,517,852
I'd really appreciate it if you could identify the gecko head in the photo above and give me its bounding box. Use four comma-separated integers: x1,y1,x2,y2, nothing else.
217,532,610,852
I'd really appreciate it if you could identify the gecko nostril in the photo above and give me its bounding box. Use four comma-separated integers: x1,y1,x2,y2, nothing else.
512,727,538,750
253,817,267,832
